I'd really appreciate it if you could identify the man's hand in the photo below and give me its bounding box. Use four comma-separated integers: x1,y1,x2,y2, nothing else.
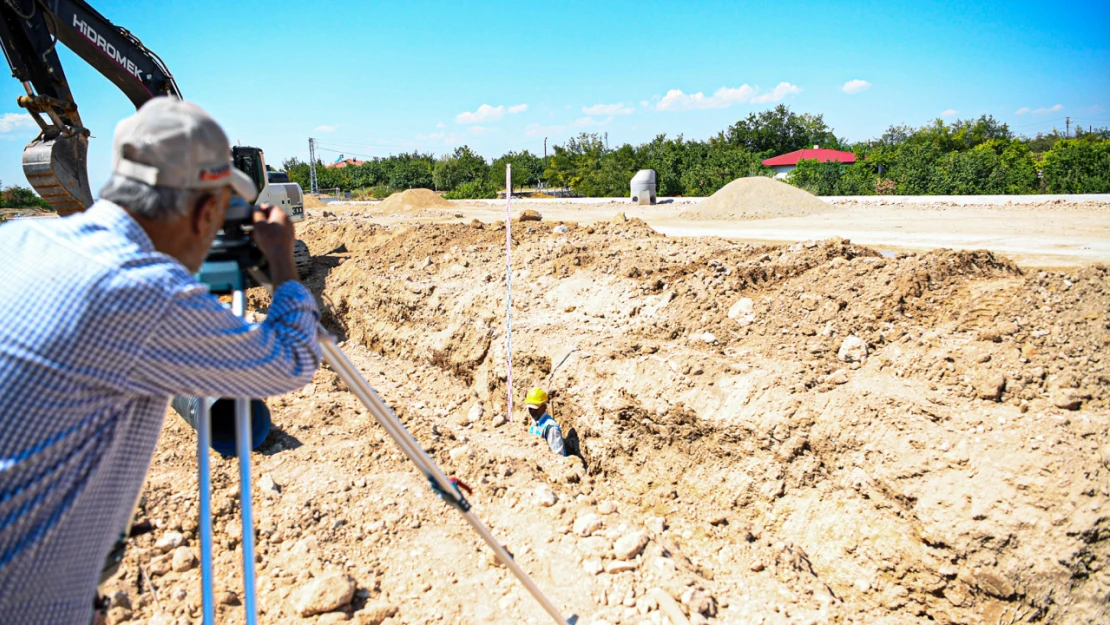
251,204,299,286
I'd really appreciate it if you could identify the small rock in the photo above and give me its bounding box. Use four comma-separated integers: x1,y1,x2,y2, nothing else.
827,369,850,385
170,546,195,572
492,414,507,428
148,613,174,625
108,591,131,610
583,559,604,575
154,532,183,553
1052,389,1083,411
532,484,558,507
148,555,170,576
611,212,628,224
597,500,616,515
837,335,868,362
975,570,1015,599
317,613,350,624
470,219,484,229
449,445,470,461
467,402,484,423
553,225,570,234
574,513,604,537
605,560,638,574
355,603,399,625
750,561,765,572
519,209,543,222
645,516,666,534
292,571,356,617
700,332,716,344
613,530,649,560
219,590,239,606
707,512,727,526
690,614,709,625
727,298,754,319
258,473,280,497
974,372,1006,401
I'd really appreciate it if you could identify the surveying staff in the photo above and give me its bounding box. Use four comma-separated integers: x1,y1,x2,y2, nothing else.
0,97,321,624
524,388,567,456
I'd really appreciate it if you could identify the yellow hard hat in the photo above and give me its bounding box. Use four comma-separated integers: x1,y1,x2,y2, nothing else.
525,387,548,406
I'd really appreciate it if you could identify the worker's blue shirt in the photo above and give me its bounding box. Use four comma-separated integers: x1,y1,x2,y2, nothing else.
0,201,321,624
528,413,566,456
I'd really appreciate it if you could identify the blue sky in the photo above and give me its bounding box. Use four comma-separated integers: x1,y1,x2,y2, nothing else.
1,0,1107,192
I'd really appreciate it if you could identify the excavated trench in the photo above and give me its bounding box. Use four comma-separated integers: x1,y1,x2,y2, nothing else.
287,215,1110,624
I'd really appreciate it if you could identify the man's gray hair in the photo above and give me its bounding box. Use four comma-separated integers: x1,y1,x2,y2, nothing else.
99,174,216,222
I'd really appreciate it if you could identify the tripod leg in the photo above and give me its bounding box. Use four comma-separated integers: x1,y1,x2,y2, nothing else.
232,291,259,625
197,398,216,624
317,328,576,625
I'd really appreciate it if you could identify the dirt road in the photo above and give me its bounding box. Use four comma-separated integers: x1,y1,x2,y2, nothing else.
327,197,1108,269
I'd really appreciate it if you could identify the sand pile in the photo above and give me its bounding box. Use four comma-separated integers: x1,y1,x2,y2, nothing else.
683,176,832,220
377,188,453,213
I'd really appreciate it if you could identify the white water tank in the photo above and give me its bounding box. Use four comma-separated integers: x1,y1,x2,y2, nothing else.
630,169,656,205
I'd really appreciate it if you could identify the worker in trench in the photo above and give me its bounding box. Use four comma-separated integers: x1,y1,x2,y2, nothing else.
524,387,567,456
0,97,321,624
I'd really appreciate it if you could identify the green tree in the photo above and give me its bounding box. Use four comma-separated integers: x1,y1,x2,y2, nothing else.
490,150,543,192
433,145,488,191
722,105,842,156
1041,139,1110,193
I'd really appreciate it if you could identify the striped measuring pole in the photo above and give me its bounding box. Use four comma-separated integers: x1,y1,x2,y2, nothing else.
504,164,513,422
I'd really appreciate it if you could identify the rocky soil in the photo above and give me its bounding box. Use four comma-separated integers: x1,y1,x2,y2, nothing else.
101,208,1109,625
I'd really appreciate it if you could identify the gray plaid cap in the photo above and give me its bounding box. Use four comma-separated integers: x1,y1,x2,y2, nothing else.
112,97,257,203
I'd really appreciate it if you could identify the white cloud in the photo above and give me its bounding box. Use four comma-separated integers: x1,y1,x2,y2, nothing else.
456,104,504,124
656,82,800,111
1016,104,1064,115
469,125,495,136
436,121,446,128
583,102,633,115
842,79,871,94
941,109,958,117
752,82,803,104
313,124,338,133
456,103,527,124
0,112,37,135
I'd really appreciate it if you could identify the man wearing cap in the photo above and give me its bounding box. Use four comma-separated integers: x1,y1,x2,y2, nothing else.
0,97,320,623
524,387,567,457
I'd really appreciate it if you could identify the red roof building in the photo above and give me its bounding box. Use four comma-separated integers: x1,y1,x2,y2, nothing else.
763,146,856,178
326,158,365,169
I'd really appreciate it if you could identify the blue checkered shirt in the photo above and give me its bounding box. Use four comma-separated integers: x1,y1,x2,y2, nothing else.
0,201,321,623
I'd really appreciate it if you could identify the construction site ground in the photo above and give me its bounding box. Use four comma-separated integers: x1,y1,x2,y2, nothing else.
101,196,1109,625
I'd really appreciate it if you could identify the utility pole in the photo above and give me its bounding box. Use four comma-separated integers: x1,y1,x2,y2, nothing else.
1065,117,1070,138
604,132,609,150
308,138,319,195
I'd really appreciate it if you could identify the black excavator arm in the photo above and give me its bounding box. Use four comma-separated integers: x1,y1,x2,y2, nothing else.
0,0,180,214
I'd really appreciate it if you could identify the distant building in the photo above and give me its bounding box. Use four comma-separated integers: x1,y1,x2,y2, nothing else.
762,146,856,179
326,157,365,169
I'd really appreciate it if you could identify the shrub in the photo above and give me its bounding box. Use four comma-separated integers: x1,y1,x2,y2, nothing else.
443,180,498,199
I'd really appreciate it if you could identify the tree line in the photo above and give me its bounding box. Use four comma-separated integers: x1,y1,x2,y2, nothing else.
280,105,1110,198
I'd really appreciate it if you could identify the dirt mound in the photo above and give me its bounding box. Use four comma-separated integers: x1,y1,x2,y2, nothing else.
106,209,1109,624
683,176,833,220
377,188,453,213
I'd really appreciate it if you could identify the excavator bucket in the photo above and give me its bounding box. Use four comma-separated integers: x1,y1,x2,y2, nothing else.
22,130,93,216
